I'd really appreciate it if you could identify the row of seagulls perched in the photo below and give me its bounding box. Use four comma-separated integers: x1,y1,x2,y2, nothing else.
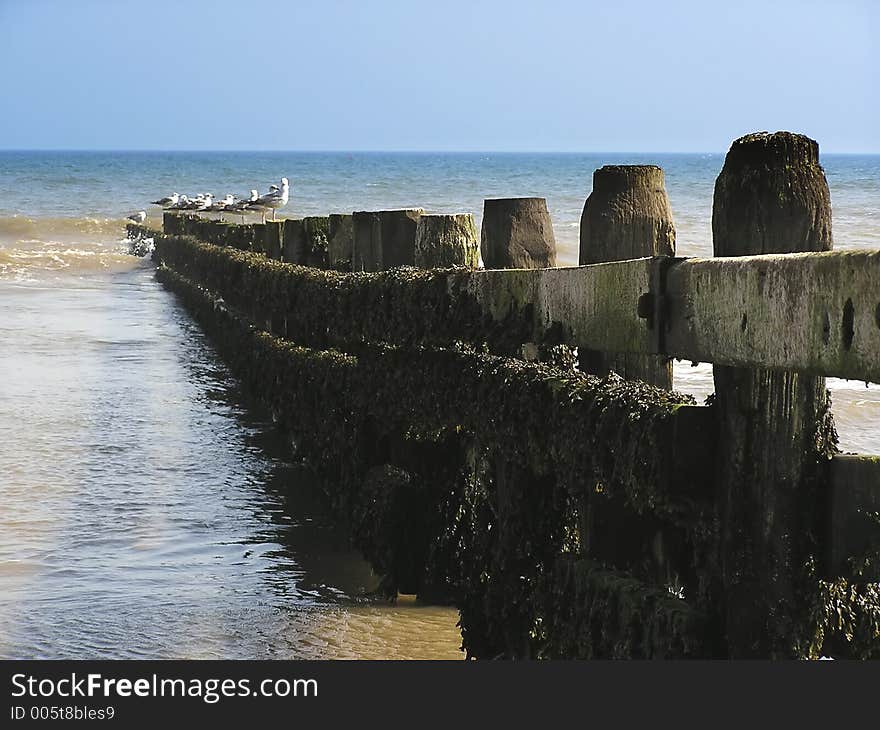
147,178,290,223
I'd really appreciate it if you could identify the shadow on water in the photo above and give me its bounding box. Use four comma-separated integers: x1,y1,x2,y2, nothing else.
168,304,385,602
0,261,463,659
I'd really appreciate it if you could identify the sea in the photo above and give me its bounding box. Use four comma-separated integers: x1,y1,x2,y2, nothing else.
1,150,878,659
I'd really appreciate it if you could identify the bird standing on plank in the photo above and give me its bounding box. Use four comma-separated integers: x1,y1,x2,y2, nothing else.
248,178,289,222
150,193,179,208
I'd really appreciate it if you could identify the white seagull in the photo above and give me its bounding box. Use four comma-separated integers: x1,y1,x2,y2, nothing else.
127,211,147,223
168,194,190,210
150,192,179,208
229,190,259,222
193,193,214,213
207,194,234,212
206,194,236,220
179,193,210,211
248,178,289,222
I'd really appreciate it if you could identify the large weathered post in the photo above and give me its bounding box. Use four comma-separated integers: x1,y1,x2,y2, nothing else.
282,219,305,263
579,165,675,388
263,221,283,260
481,198,557,269
163,212,182,235
352,212,381,272
303,216,330,268
352,209,423,271
712,131,835,657
379,209,423,268
328,214,354,270
414,214,479,269
251,223,267,257
479,201,557,656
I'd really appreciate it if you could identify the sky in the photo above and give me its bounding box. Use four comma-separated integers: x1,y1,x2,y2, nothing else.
0,0,876,152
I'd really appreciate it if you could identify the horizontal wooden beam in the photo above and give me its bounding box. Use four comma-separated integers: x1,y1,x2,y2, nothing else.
463,258,658,357
663,250,880,383
469,250,880,383
141,222,880,383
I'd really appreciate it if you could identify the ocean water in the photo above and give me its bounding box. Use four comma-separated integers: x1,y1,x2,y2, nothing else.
0,151,878,659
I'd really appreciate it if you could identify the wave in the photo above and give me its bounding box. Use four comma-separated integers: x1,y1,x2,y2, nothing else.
0,243,143,282
0,215,154,246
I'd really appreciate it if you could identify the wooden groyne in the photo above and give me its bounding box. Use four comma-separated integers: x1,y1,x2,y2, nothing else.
128,132,880,659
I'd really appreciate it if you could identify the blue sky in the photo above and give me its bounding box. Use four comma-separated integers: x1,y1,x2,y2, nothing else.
0,0,876,152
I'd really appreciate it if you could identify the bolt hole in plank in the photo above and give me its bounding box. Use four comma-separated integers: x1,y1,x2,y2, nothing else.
822,310,831,346
842,298,855,351
740,313,747,332
875,301,880,331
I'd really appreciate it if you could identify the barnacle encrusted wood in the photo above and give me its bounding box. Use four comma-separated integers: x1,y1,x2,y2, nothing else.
152,261,711,658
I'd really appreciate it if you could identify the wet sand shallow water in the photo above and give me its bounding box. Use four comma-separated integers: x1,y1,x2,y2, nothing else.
0,262,463,659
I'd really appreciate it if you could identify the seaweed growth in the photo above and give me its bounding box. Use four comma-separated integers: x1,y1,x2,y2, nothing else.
147,220,880,660
153,262,710,658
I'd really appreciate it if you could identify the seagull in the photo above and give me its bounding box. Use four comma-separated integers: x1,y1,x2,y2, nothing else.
127,211,147,223
248,178,289,222
207,194,236,220
150,192,179,208
168,194,190,210
179,193,209,211
230,190,259,222
207,194,234,212
193,193,213,213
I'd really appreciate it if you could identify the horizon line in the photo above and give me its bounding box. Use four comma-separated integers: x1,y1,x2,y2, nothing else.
1,148,877,156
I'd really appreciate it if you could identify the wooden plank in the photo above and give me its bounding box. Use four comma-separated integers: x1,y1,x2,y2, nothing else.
466,249,880,384
579,164,675,388
156,216,880,382
664,250,880,383
463,258,657,359
829,455,880,580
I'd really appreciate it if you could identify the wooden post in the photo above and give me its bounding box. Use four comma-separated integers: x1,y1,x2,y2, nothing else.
352,209,423,271
180,215,196,237
414,214,479,269
352,211,382,272
163,212,181,235
712,131,835,657
252,223,267,257
328,214,354,271
264,221,283,260
282,219,305,263
303,216,330,269
481,198,557,269
579,165,675,388
379,209,423,268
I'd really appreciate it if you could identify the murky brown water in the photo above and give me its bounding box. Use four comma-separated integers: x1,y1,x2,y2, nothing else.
0,257,463,659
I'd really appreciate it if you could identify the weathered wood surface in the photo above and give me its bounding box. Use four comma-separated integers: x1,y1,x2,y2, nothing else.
133,221,880,383
328,213,354,269
352,209,422,271
467,250,880,383
132,222,880,382
664,250,880,382
415,214,479,269
481,197,557,269
579,164,675,388
711,130,834,659
463,257,657,359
